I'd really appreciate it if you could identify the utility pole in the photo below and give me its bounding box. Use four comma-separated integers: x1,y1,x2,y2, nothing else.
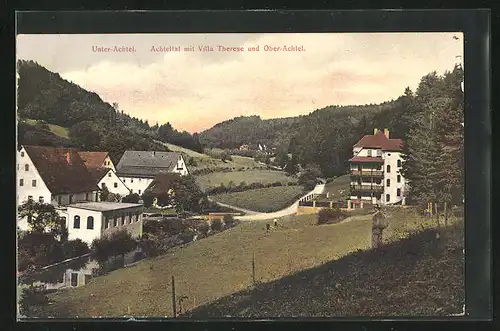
171,275,176,318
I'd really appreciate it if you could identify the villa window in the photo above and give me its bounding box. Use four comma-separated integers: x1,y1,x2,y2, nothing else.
397,188,401,197
87,216,94,229
386,165,391,173
386,179,390,187
386,194,390,202
25,164,29,171
397,175,401,183
19,179,24,186
70,273,78,287
397,159,402,167
32,180,36,187
73,215,80,229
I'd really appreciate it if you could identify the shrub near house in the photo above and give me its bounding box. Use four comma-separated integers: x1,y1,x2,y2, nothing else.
317,208,348,225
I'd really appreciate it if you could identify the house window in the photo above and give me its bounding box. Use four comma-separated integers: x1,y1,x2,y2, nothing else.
123,178,126,183
58,273,64,284
69,195,74,204
397,159,402,167
114,182,118,188
25,164,29,171
131,178,134,183
61,217,66,226
87,216,94,229
32,180,36,187
38,196,44,203
84,274,91,284
367,150,372,157
376,179,381,184
377,150,382,157
386,194,390,202
397,175,401,183
386,165,391,173
397,188,401,197
121,214,125,225
85,193,89,201
17,164,19,170
139,178,141,182
138,190,141,194
70,273,78,287
19,179,24,186
108,172,112,177
73,215,80,229
21,152,25,157
57,196,62,204
113,217,117,227
386,179,390,187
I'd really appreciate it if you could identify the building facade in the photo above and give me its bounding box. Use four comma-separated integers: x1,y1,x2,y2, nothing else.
60,202,144,245
17,146,100,231
348,128,406,208
89,167,130,197
116,150,189,195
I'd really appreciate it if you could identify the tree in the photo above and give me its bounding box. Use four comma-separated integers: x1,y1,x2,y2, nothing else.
285,153,299,175
273,150,290,168
18,231,65,272
62,239,90,259
18,200,68,240
68,121,102,150
122,193,140,203
298,164,323,190
100,185,110,201
91,229,137,269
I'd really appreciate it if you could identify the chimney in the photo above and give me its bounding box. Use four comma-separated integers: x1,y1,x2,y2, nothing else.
66,152,71,165
373,128,378,135
384,128,389,138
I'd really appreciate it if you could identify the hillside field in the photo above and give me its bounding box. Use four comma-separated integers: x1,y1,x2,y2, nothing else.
196,169,295,191
25,119,69,138
211,186,305,212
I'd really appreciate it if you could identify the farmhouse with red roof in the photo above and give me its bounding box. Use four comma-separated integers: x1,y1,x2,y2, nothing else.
348,128,407,208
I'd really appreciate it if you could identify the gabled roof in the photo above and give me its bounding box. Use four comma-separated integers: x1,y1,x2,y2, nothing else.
23,145,100,195
116,150,182,178
353,130,403,151
88,167,111,183
78,152,109,169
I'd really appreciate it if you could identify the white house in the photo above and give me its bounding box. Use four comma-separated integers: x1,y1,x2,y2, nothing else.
348,128,407,208
89,167,130,197
78,151,116,172
59,201,144,245
17,145,100,230
115,150,189,195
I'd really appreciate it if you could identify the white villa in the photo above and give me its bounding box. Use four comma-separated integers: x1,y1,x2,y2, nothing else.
348,128,407,208
115,150,188,195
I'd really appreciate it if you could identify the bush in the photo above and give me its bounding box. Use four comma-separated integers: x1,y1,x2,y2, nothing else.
223,214,236,228
19,284,49,317
62,239,90,259
317,208,347,225
210,219,223,232
141,191,155,208
179,229,196,243
197,222,210,237
122,193,140,203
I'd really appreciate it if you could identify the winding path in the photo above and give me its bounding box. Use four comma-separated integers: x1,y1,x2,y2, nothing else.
210,183,325,221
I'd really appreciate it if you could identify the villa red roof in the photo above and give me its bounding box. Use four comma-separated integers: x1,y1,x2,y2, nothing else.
353,130,403,151
348,156,385,163
78,152,109,169
23,145,99,195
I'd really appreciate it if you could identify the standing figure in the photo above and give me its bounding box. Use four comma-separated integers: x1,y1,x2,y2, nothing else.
372,204,388,248
266,222,270,233
273,219,278,228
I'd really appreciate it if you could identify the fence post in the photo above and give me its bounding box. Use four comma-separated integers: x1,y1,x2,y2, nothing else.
171,275,176,318
252,251,255,285
313,201,316,208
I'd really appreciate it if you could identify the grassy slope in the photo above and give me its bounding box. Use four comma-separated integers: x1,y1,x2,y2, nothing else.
166,143,208,158
186,220,464,317
211,186,305,212
42,213,374,317
196,170,294,191
323,174,351,199
25,119,69,138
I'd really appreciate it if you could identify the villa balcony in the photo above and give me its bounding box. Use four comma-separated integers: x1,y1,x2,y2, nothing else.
350,184,384,193
350,170,384,178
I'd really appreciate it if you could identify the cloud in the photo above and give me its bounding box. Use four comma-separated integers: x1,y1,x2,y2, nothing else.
48,33,464,133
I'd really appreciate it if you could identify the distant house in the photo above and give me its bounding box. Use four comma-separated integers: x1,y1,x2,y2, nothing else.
115,151,188,195
88,167,130,197
78,151,116,172
239,144,249,151
17,146,101,230
347,128,406,208
60,201,143,245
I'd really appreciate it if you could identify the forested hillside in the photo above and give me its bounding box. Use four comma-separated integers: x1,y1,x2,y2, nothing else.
16,60,201,161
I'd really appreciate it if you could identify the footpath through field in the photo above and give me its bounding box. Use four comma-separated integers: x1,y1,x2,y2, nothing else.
210,183,325,221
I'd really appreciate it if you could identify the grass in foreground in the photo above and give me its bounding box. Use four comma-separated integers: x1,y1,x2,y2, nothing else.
196,170,294,191
186,219,464,318
40,213,373,317
211,186,305,212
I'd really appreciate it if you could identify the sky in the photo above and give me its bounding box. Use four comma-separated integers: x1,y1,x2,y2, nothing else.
16,33,463,133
